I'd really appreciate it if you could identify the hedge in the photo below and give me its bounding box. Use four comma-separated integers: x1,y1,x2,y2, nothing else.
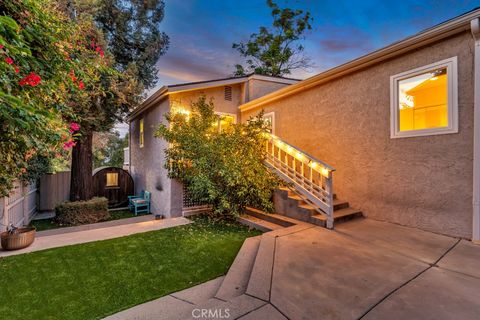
54,197,110,226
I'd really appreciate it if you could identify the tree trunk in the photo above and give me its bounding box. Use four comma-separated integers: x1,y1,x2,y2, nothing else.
70,131,93,201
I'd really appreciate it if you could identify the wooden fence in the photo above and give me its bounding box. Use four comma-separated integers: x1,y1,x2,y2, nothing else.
39,171,71,211
0,181,38,232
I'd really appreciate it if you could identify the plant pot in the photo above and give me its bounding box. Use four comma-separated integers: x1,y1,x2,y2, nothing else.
1,227,36,251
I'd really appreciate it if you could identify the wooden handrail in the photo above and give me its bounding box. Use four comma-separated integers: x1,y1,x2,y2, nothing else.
264,134,334,229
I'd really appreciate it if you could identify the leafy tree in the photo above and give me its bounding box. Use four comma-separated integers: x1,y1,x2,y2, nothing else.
0,0,87,196
67,0,169,201
95,0,169,89
232,0,312,77
155,96,281,217
93,131,128,169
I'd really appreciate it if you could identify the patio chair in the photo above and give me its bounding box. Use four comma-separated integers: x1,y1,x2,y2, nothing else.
128,191,144,211
130,191,151,215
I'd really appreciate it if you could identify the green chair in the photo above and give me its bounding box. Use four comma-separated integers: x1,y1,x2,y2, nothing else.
130,191,151,215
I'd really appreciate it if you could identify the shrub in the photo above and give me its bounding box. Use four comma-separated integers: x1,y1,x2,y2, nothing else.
155,96,281,218
54,197,110,226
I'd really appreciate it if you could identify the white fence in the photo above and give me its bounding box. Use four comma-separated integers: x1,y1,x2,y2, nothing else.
0,181,38,232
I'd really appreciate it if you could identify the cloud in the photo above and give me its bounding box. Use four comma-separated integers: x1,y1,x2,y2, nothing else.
317,26,375,54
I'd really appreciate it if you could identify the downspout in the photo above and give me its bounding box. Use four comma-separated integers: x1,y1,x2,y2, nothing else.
471,18,480,243
128,121,132,174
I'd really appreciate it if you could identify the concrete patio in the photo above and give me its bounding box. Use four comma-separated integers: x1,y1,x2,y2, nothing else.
105,218,480,320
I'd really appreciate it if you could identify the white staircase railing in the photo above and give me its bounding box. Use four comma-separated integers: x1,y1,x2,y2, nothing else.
264,134,335,229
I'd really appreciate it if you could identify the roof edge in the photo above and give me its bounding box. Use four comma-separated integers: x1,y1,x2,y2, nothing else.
239,8,480,112
128,86,168,121
128,73,302,121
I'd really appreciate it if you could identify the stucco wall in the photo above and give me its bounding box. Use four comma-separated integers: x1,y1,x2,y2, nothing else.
130,97,183,218
169,84,242,119
247,79,291,102
242,32,475,238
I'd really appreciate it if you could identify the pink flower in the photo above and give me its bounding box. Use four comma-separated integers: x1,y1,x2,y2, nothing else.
14,66,19,73
19,72,41,87
63,140,76,150
78,81,85,90
0,44,4,49
69,122,80,132
95,46,104,57
5,57,13,65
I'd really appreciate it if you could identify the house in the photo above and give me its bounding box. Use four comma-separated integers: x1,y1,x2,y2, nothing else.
240,8,480,241
128,8,480,242
127,74,299,217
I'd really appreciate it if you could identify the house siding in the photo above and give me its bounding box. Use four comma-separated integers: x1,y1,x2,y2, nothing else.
247,79,292,102
169,84,242,119
130,97,183,218
242,32,474,238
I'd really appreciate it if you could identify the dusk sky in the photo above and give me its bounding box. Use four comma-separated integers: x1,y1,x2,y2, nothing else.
117,0,478,135
154,0,477,87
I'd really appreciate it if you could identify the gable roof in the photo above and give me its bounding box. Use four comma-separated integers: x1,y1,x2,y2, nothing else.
128,74,300,120
239,7,480,112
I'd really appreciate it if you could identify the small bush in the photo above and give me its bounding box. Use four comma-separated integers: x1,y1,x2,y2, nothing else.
54,197,110,226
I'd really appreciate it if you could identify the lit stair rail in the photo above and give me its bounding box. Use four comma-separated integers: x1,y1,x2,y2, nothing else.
264,134,335,229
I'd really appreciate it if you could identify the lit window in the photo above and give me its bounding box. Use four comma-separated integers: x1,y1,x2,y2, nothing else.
139,118,144,147
390,57,458,138
106,173,118,187
263,112,275,134
214,112,236,132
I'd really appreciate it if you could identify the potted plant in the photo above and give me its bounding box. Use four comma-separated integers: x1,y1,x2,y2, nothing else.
0,224,36,251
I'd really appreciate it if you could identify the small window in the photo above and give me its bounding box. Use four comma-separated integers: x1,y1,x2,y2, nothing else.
390,57,458,138
224,86,232,101
106,173,118,187
139,118,144,148
263,112,275,134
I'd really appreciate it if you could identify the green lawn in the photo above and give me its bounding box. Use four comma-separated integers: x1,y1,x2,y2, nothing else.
30,210,147,231
0,216,260,320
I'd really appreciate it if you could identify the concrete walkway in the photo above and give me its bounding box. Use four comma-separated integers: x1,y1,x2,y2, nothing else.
0,216,191,258
104,218,480,320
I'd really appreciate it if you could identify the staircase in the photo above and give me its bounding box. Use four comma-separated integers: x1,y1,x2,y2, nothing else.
274,187,363,227
261,134,362,229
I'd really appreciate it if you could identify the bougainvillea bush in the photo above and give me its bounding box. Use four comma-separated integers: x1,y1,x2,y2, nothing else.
0,0,139,196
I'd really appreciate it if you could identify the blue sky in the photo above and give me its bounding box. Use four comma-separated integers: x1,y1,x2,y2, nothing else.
116,0,477,136
153,0,477,88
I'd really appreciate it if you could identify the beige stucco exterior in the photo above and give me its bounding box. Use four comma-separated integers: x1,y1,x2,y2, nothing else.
169,84,243,119
129,97,183,217
241,32,475,238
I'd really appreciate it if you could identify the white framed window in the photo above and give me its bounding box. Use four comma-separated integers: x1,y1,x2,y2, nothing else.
263,112,275,134
139,118,144,148
390,57,458,138
214,112,237,132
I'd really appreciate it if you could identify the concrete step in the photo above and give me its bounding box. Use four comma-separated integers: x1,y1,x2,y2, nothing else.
245,207,296,228
238,214,285,232
333,199,350,210
287,194,303,202
310,207,363,227
246,234,276,301
181,294,266,320
215,236,261,301
298,199,350,213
